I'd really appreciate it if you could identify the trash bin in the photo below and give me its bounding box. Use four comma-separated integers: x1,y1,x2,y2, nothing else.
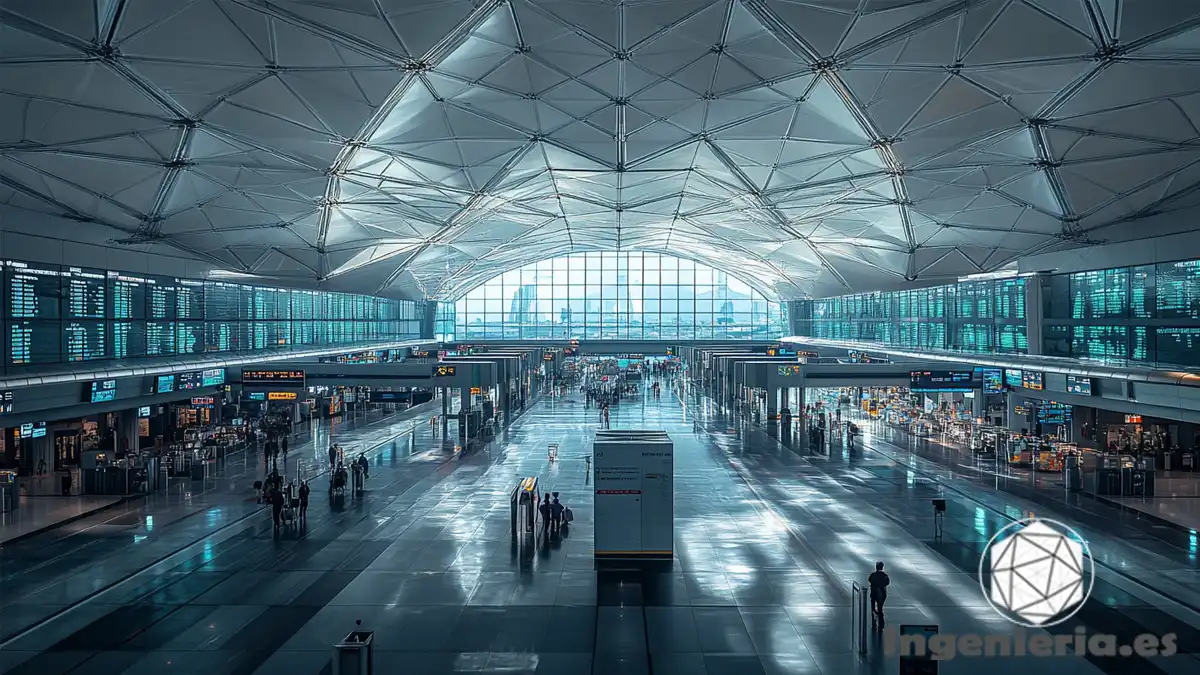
332,630,373,675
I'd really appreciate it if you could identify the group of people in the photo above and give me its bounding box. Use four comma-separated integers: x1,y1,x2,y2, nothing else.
328,444,371,493
537,492,573,535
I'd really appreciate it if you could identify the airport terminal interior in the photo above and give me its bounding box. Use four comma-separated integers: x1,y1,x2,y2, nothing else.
4,1,1200,674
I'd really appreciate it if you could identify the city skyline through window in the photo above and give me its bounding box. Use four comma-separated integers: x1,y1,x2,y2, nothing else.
447,252,787,341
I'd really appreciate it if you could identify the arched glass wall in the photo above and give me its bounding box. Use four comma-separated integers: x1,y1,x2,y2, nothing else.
451,252,787,340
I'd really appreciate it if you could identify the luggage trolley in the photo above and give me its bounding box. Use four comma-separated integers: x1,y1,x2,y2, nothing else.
510,476,541,537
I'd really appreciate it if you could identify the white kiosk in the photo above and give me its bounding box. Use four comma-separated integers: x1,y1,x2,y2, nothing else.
593,430,674,560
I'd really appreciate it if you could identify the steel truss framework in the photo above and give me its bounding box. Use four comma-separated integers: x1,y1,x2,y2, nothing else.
1,0,1199,302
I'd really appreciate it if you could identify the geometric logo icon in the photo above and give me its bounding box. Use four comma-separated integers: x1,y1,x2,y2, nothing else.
978,518,1094,627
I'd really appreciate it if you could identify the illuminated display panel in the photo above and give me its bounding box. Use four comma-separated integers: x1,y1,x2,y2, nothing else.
243,369,306,387
1066,376,1092,395
1021,370,1043,390
63,267,107,319
909,370,973,393
6,262,62,319
1004,369,1023,388
1156,260,1200,319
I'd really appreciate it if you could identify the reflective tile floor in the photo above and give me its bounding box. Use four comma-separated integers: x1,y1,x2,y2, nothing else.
1,496,123,544
1,384,1197,675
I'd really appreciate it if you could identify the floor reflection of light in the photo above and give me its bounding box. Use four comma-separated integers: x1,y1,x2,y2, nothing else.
207,509,222,527
1190,530,1197,561
145,515,153,531
974,507,987,537
203,541,214,563
907,470,915,486
133,535,147,543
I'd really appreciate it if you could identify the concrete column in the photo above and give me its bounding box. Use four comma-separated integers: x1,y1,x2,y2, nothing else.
972,390,985,419
766,387,778,420
117,410,139,453
1025,273,1044,355
442,388,449,415
780,388,790,412
460,387,470,438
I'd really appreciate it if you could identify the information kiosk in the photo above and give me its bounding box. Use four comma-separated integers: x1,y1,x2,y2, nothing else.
510,476,541,537
593,430,674,561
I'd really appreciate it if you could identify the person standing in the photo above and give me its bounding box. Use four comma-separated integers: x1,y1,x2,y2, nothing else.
298,481,310,522
539,494,551,534
550,496,564,535
270,485,285,531
281,436,289,464
868,561,890,626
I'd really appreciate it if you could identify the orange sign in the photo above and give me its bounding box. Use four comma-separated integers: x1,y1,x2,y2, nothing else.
268,391,297,401
470,387,482,395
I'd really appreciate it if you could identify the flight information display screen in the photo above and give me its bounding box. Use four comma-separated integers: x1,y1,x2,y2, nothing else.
204,282,240,320
175,281,204,321
6,262,62,319
63,267,107,319
146,322,175,356
156,375,175,393
176,322,204,354
9,320,62,365
993,277,1026,319
177,371,204,390
243,369,306,387
63,321,109,361
148,281,175,320
978,367,1003,394
1156,260,1200,318
113,321,147,359
109,273,148,319
1004,368,1023,388
88,379,117,403
1038,401,1072,425
1066,375,1093,395
909,370,973,392
1154,327,1200,367
1021,370,1044,390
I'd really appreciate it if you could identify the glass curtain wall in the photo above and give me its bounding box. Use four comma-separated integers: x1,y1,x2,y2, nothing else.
453,252,787,340
795,276,1029,354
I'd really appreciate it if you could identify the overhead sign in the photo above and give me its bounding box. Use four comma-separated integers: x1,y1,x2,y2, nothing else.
1066,375,1093,396
0,390,13,414
177,371,204,390
201,368,225,386
268,391,297,401
410,350,432,358
88,379,117,403
910,370,973,393
543,354,554,361
243,370,305,387
975,367,1003,394
1021,370,1044,391
434,365,456,377
1004,368,1023,388
156,374,175,394
1125,414,1143,424
191,396,215,407
247,392,266,401
777,365,803,376
470,387,482,395
371,390,409,403
137,406,151,417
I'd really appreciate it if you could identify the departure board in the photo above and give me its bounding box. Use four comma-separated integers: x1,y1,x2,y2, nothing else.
64,321,108,361
1155,327,1200,367
6,262,62,318
109,273,148,320
1071,325,1128,360
205,321,238,352
176,322,204,354
146,321,175,356
9,320,61,365
176,281,204,321
148,281,175,320
239,285,256,320
910,370,973,392
1071,268,1128,318
112,321,146,359
204,282,240,320
993,277,1026,319
1155,260,1200,318
63,267,106,319
1130,265,1154,319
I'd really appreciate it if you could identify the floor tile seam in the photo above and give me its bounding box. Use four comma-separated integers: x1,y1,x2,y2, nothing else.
855,430,1200,623
0,413,438,650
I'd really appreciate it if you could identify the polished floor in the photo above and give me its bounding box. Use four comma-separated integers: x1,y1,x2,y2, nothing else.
1,384,1197,675
1,496,123,544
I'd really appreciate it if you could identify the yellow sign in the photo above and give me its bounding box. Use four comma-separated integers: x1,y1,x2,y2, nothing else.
435,365,456,377
268,391,297,401
470,387,482,395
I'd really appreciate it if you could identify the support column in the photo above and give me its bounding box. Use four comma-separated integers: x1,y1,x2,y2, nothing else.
118,410,139,454
1025,273,1045,356
972,389,986,419
766,387,778,420
780,387,790,412
460,387,470,438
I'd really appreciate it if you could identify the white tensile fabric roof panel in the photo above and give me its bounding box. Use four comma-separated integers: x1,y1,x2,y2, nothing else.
1,0,1198,300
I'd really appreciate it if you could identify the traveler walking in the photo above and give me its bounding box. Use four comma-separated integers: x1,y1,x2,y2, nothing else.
550,496,564,534
868,561,890,626
281,436,289,463
270,485,285,531
539,494,551,534
298,481,310,521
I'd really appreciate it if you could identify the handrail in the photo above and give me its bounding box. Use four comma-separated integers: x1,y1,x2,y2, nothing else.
850,581,868,654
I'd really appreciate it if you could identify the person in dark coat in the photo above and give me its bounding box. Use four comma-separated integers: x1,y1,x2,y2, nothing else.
539,494,551,533
270,486,285,530
868,561,890,625
298,481,310,521
550,497,564,534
